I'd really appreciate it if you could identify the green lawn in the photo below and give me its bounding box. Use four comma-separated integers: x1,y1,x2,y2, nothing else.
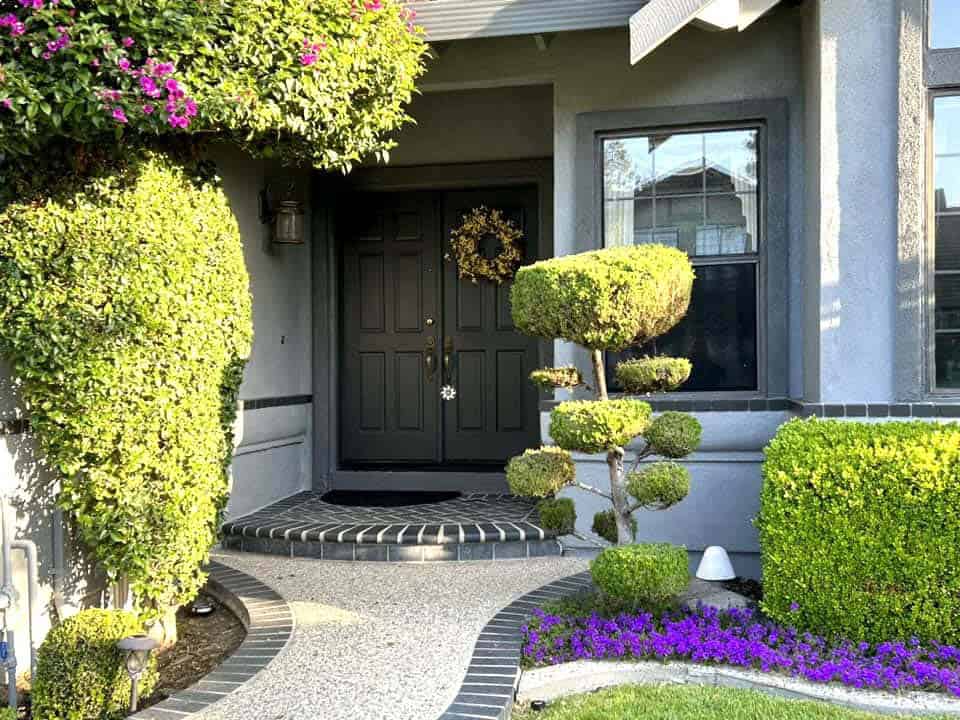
512,685,948,720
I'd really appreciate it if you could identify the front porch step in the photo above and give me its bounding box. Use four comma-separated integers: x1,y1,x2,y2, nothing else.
220,491,561,562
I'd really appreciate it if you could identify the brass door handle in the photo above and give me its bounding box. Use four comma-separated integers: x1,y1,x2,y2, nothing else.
443,337,454,382
425,338,437,381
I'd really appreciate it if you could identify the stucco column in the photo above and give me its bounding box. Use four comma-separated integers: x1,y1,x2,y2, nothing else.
802,0,899,403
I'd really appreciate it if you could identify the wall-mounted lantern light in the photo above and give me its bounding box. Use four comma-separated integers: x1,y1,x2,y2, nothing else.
118,634,158,712
259,181,305,246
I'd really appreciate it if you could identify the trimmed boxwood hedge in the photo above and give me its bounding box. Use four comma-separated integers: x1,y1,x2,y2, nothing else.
511,246,694,351
758,418,960,644
0,154,252,621
591,543,689,607
32,609,158,720
550,399,653,454
506,447,576,497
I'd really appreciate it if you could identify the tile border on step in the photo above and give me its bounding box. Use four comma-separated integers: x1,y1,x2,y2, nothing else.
131,561,293,720
436,571,594,720
221,533,562,562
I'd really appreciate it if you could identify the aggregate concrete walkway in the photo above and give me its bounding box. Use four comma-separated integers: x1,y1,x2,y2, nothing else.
196,549,590,720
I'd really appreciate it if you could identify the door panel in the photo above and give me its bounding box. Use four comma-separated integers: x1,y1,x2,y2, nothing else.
340,194,440,464
340,187,542,469
441,187,541,463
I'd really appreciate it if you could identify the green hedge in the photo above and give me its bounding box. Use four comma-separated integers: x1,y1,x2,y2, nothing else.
0,154,252,620
511,246,694,351
627,462,690,510
550,399,652,454
506,447,576,497
592,509,637,544
33,609,158,720
530,367,583,390
758,419,960,643
616,357,692,394
537,498,577,535
591,544,689,607
644,412,702,458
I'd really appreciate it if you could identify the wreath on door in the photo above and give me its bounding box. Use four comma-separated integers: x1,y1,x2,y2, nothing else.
448,206,524,284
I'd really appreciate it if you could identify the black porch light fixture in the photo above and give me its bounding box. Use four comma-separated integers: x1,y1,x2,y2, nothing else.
259,180,305,246
117,634,158,712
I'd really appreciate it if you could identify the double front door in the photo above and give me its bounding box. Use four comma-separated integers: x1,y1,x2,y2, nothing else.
340,187,541,467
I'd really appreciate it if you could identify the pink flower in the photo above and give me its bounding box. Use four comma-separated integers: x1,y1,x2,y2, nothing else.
364,0,382,10
167,114,189,129
111,107,128,124
90,58,100,68
1,99,12,110
9,22,25,37
118,58,131,71
142,104,154,114
139,76,161,98
122,37,134,48
300,53,317,66
183,98,197,117
152,61,175,78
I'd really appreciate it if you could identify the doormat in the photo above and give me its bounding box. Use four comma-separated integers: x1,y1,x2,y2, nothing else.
319,490,462,508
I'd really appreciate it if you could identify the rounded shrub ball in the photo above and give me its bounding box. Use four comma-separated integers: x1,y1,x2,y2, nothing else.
627,461,691,509
550,399,652,454
592,509,637,544
32,609,158,720
591,543,689,606
644,411,702,458
506,446,575,497
616,357,692,394
537,497,577,535
529,366,583,390
511,245,694,351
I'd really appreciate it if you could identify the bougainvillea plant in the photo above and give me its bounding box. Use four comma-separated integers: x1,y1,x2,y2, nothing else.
522,604,960,697
0,0,426,170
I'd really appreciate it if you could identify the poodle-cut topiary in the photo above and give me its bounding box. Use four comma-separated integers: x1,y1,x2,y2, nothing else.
509,245,702,551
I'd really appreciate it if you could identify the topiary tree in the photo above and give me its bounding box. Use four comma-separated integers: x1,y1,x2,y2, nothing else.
508,245,702,546
0,153,252,643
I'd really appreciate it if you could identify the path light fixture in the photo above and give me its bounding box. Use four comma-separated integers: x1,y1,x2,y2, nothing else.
190,597,215,617
696,545,736,581
118,634,158,712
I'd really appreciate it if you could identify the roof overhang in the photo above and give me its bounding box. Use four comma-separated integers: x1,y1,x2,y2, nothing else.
630,0,781,64
409,0,649,43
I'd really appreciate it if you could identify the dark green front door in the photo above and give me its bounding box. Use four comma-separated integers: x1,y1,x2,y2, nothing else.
339,187,541,468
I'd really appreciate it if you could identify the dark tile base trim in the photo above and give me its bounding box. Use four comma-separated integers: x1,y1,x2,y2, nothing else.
540,398,960,417
132,561,293,720
222,534,562,563
436,571,594,720
241,395,313,411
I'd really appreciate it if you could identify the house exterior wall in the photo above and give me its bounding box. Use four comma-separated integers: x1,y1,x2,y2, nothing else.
211,147,314,520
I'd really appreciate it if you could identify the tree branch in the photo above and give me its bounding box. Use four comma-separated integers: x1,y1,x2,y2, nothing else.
590,349,607,401
574,481,612,501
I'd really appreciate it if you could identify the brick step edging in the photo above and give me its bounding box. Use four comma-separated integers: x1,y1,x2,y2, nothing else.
132,561,294,720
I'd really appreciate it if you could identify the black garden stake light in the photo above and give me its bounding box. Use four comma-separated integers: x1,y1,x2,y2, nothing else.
118,635,158,712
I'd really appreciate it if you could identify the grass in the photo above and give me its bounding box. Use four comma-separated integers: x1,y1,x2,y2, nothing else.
512,685,951,720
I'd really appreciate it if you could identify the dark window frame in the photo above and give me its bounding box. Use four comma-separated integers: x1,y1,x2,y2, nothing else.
925,0,960,394
575,100,789,398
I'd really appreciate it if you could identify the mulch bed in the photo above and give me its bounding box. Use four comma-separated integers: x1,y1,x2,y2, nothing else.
140,591,246,707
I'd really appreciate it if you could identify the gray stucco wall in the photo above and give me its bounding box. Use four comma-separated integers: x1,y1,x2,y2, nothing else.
801,0,900,403
211,147,314,519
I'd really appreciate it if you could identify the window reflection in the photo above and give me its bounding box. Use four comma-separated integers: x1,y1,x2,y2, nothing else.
931,0,960,50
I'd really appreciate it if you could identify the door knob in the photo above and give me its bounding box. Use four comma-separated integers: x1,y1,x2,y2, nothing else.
443,337,454,382
425,317,434,327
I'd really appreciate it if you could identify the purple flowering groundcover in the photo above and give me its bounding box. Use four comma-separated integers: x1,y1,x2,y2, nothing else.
521,604,960,697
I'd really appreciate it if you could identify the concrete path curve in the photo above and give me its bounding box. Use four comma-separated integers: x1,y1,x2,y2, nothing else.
194,550,589,720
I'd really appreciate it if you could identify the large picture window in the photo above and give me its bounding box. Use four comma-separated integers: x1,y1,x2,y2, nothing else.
930,0,960,50
933,95,960,389
602,127,761,392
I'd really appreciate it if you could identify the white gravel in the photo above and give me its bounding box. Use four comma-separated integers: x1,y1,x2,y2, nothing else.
195,549,589,720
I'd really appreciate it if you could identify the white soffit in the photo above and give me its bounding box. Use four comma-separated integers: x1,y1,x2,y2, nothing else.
630,0,781,64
